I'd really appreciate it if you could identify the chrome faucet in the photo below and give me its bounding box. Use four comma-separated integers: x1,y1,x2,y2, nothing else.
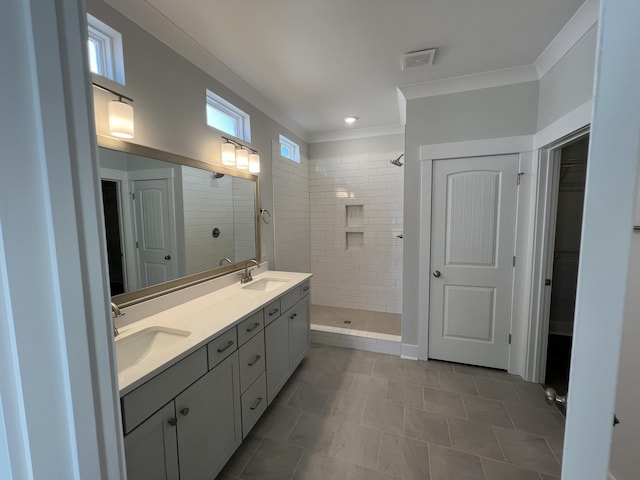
219,258,233,266
111,302,124,337
241,260,260,284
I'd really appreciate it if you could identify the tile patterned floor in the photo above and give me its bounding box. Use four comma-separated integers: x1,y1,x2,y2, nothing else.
218,344,564,480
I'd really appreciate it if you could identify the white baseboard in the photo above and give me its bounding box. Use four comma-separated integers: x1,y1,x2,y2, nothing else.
401,343,420,360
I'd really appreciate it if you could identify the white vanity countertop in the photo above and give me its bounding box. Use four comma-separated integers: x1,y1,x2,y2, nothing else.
116,270,312,396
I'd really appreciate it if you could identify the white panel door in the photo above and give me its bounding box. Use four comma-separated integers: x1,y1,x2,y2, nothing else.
429,155,518,369
133,179,176,287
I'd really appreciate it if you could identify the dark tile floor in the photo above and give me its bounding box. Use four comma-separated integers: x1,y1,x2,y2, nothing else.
218,344,564,480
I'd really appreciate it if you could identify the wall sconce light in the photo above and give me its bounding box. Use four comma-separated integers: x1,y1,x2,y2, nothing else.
221,140,236,166
235,147,249,170
220,136,260,173
93,82,134,139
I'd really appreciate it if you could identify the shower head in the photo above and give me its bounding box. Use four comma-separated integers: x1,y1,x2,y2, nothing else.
390,154,404,167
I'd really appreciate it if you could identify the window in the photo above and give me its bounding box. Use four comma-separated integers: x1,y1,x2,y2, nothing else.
279,135,300,163
87,14,125,84
206,90,251,142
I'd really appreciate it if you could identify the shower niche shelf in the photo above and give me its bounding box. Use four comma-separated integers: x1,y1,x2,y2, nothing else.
345,205,364,227
346,231,364,251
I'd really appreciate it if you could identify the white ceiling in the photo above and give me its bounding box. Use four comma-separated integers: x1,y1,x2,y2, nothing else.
109,0,586,140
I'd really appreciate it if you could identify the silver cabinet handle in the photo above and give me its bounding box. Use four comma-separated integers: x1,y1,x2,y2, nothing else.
216,340,234,353
433,270,441,278
168,417,177,427
180,408,190,416
302,286,310,292
246,322,260,332
248,355,261,366
250,397,264,410
268,308,279,316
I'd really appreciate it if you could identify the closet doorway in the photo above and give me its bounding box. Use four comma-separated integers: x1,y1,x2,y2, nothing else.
542,133,589,399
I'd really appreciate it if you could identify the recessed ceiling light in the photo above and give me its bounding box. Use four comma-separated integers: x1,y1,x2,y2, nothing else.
344,116,358,125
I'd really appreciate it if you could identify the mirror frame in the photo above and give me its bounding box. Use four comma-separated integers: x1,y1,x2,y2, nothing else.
97,134,261,308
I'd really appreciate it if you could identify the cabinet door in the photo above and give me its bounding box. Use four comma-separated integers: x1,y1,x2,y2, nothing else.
124,402,179,480
289,296,310,371
175,352,242,480
265,313,290,404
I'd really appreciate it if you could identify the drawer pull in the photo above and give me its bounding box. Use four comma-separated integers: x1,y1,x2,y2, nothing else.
246,322,260,333
216,340,235,353
302,286,310,292
250,397,264,410
180,408,190,416
248,355,262,367
268,308,280,316
289,313,298,320
168,418,177,427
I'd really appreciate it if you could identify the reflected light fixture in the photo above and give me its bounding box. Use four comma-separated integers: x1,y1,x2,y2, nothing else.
221,140,236,166
344,116,358,125
220,136,260,173
93,82,134,139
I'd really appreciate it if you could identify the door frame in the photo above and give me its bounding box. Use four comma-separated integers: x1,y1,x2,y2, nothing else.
100,167,136,293
526,126,590,383
129,168,179,288
416,135,535,368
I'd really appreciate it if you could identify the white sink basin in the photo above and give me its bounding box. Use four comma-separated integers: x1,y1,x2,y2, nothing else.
116,326,191,372
242,277,289,292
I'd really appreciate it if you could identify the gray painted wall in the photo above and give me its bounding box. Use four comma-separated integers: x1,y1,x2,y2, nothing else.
402,82,539,345
87,0,308,269
537,26,597,131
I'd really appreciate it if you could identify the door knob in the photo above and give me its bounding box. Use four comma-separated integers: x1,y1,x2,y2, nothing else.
164,255,171,260
544,387,567,407
433,270,441,278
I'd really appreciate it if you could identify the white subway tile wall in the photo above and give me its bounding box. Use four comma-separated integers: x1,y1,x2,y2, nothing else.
273,148,311,272
232,177,257,262
182,166,234,275
310,152,404,314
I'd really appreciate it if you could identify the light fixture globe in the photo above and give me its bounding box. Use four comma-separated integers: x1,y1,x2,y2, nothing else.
236,147,249,169
249,152,260,173
221,141,236,166
108,100,134,139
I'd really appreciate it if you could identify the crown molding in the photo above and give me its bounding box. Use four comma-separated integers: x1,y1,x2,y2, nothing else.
104,0,310,143
399,65,538,100
308,124,405,144
534,0,600,78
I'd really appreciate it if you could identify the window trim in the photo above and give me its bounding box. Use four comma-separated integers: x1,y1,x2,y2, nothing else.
87,14,125,85
279,134,300,163
206,89,251,142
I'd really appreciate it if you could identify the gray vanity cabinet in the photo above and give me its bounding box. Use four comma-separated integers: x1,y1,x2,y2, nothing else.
265,283,310,404
176,353,242,480
123,352,241,480
124,402,179,480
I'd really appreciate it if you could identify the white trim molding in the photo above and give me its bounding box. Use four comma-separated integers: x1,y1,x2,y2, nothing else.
401,343,420,360
534,0,601,78
400,66,538,100
534,100,593,149
420,135,534,161
308,123,405,144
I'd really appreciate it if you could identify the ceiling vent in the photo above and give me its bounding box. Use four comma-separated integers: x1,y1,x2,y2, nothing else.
402,48,436,70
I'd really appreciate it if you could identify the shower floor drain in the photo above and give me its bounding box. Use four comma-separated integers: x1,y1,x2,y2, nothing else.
343,320,352,324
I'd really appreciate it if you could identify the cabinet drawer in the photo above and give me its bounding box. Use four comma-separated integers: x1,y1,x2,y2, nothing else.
280,287,301,312
300,280,311,296
207,328,238,370
237,310,264,346
240,372,267,438
238,331,265,393
264,299,281,326
122,347,207,434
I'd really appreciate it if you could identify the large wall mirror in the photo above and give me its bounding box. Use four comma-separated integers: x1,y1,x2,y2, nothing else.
97,135,259,307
